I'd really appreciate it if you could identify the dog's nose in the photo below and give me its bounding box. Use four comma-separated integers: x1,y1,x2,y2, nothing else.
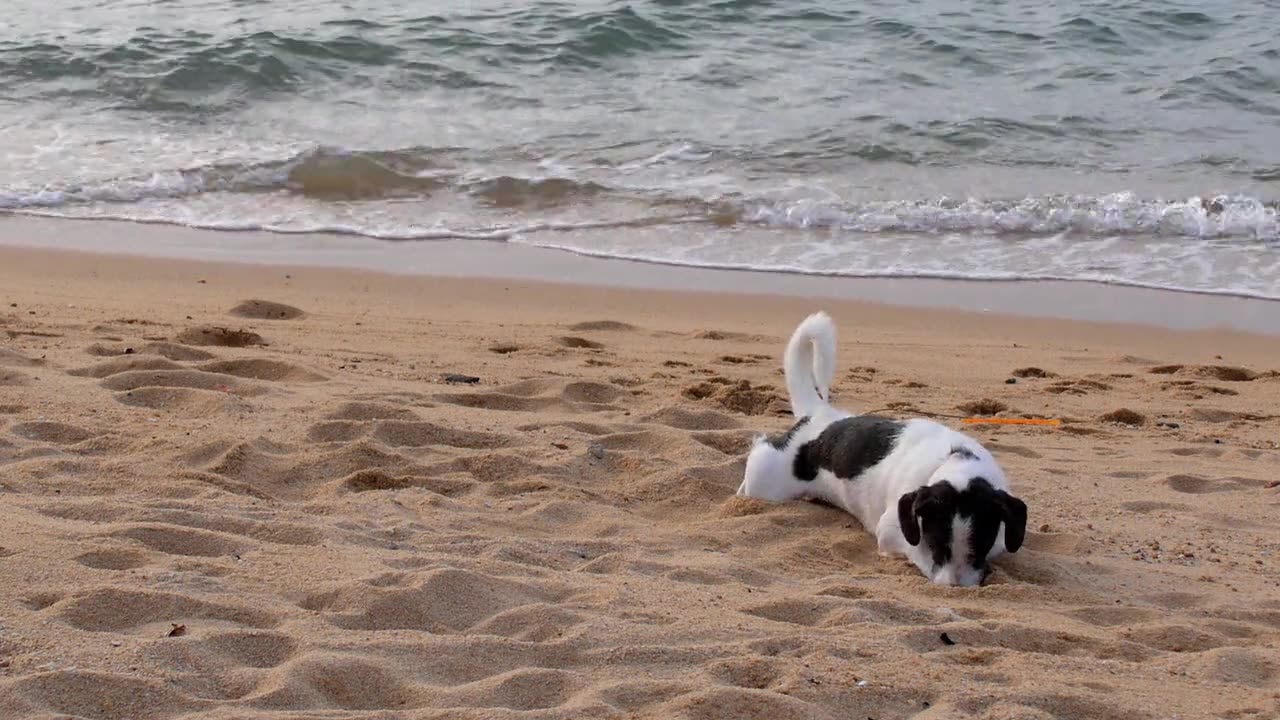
931,567,959,586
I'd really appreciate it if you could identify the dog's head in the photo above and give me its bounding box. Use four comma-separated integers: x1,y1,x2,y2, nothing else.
896,476,1027,587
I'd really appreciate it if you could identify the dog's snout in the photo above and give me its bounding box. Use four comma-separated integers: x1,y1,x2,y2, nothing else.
930,564,987,587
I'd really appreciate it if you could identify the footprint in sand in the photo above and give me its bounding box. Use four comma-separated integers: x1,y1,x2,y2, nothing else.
690,329,762,341
1165,445,1226,459
228,299,305,320
1149,364,1257,382
1189,408,1272,423
308,567,565,634
1158,380,1239,398
100,369,264,414
0,347,43,367
1046,378,1112,395
75,548,151,571
985,442,1044,460
69,356,184,378
1164,474,1268,494
900,622,1155,662
568,320,637,332
741,597,855,627
11,421,96,445
702,656,784,690
117,387,249,414
555,335,605,350
327,401,419,422
371,421,519,450
252,654,421,711
1120,499,1189,513
23,591,65,611
338,468,474,496
93,358,321,413
0,369,29,386
1064,605,1159,627
664,686,826,720
308,420,374,444
0,670,200,720
86,341,219,362
113,524,249,558
156,629,299,671
199,358,326,383
55,587,278,633
1122,623,1228,653
190,438,384,501
690,430,754,455
1190,647,1277,688
141,342,218,361
435,379,628,414
101,369,261,395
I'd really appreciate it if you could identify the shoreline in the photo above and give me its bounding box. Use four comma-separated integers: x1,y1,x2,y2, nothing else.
1,213,1279,335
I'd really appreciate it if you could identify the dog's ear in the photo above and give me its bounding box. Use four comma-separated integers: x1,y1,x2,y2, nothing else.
997,491,1028,552
897,490,921,546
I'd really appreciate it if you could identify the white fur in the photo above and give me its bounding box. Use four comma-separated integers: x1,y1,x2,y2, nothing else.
737,311,1018,586
783,310,839,418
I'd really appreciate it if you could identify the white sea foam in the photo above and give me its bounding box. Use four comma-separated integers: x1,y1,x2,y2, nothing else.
2,149,1277,300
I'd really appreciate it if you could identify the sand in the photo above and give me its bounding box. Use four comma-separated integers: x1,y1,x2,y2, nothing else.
0,245,1278,720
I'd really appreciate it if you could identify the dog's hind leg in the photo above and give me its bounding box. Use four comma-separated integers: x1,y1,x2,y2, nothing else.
738,441,811,503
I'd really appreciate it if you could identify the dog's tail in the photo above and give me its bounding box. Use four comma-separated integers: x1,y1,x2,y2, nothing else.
783,311,838,418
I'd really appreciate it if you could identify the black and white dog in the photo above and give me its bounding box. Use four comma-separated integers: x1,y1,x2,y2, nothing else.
737,311,1027,586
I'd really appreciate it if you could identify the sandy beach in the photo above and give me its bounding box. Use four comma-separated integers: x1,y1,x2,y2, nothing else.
1,241,1278,720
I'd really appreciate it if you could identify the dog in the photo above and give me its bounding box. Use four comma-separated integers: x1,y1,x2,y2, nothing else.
736,311,1027,586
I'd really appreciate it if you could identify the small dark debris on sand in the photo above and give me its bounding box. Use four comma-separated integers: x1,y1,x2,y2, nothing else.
940,632,956,646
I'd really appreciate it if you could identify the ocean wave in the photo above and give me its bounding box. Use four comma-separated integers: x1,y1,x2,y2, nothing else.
736,193,1279,240
0,147,616,206
2,146,1277,242
0,30,485,110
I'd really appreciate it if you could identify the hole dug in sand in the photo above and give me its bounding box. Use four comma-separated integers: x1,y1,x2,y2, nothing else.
957,399,1008,416
176,326,266,348
1099,408,1146,426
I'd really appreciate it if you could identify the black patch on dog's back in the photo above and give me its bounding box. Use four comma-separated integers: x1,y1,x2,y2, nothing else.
951,445,978,461
767,415,810,450
793,415,903,482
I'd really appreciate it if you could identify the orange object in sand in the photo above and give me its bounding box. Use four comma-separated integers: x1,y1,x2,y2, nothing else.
962,417,1061,426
